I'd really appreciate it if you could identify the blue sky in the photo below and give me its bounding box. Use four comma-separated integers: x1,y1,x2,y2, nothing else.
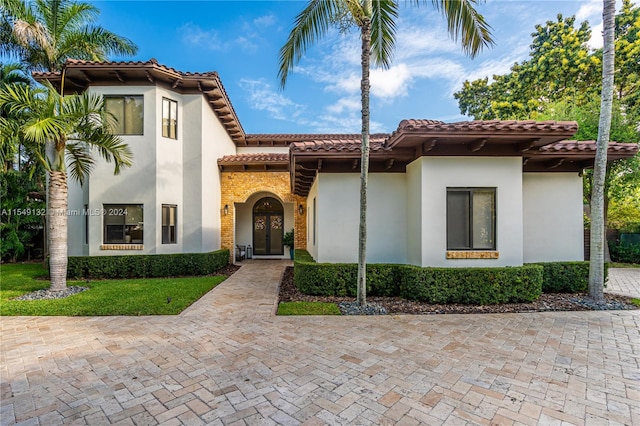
91,0,634,134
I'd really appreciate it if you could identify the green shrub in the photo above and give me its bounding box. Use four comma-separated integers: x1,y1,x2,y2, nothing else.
534,261,610,293
609,241,640,264
293,250,542,304
399,265,542,304
67,249,229,279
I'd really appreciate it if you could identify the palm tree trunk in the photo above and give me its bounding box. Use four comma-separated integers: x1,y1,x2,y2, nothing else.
589,0,615,302
357,18,372,307
48,170,68,291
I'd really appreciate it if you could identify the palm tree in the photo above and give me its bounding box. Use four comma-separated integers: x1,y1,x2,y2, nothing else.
589,0,616,302
0,62,30,169
0,0,137,72
279,0,494,306
0,81,133,290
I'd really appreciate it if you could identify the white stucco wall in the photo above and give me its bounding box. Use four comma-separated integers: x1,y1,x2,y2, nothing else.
312,173,407,264
306,178,319,260
85,85,157,255
73,85,236,256
406,160,423,265
523,172,584,262
66,178,88,256
154,87,184,254
416,157,524,267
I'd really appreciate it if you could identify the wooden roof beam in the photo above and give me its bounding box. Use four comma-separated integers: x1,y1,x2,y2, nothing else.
114,70,124,83
145,71,155,84
385,158,395,169
469,138,487,153
545,158,565,169
518,138,539,152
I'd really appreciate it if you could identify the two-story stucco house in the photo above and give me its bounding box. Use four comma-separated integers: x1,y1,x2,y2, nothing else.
35,59,639,266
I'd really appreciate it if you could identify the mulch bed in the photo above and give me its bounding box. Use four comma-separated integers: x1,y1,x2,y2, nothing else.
278,266,638,315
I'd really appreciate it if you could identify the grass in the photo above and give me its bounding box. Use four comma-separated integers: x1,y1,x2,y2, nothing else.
631,299,640,307
0,263,226,316
277,301,341,315
609,262,640,268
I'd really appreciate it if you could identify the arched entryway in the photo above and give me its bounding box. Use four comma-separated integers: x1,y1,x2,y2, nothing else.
253,197,284,255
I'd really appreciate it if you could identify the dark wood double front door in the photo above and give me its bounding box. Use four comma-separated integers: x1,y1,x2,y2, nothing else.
253,197,283,255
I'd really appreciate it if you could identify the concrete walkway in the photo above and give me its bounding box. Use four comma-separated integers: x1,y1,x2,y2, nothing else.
1,261,639,425
607,268,640,298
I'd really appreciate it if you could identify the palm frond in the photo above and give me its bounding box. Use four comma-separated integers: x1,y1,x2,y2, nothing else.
371,0,398,68
428,0,494,58
278,0,346,88
64,140,94,184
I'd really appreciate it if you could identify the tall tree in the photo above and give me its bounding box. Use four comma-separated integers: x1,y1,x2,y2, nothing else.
0,0,137,71
0,82,132,290
589,0,616,302
279,0,493,306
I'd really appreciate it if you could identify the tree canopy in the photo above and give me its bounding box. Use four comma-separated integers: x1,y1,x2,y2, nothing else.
454,0,639,121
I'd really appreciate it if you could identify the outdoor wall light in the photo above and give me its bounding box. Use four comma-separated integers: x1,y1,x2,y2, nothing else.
298,204,304,215
224,204,229,215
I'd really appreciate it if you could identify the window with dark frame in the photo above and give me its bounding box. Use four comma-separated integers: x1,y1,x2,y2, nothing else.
162,204,177,244
103,204,144,244
162,98,178,139
446,188,496,250
104,96,144,135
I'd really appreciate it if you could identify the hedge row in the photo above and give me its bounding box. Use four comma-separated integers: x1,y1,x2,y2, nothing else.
67,249,229,279
609,241,640,264
293,250,543,304
535,261,608,293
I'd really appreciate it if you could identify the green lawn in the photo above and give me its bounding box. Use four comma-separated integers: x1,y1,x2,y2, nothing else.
277,301,341,315
0,263,226,316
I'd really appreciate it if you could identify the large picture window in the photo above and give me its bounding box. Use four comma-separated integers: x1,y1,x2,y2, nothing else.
162,204,177,244
104,204,144,244
162,98,177,139
104,96,143,135
447,188,496,250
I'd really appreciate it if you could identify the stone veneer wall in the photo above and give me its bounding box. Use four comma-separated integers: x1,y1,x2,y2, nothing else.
220,171,307,261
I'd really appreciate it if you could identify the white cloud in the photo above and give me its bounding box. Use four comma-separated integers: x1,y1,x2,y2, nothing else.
253,14,276,27
180,23,223,50
326,97,360,114
576,0,601,21
239,79,305,121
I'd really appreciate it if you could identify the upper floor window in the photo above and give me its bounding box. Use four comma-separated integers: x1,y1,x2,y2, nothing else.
447,188,496,250
104,96,143,135
162,98,177,139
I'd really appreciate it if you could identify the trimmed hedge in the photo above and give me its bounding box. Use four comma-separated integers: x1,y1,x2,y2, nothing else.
67,249,229,279
293,250,542,304
609,241,640,264
534,261,609,293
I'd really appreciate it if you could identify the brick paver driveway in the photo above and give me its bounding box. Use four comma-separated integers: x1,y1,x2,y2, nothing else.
1,261,639,425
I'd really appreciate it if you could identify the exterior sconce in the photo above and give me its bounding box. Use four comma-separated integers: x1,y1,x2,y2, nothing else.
298,204,304,215
224,204,229,215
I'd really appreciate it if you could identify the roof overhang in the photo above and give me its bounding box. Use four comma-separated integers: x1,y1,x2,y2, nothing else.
289,121,639,197
32,59,246,144
217,153,289,172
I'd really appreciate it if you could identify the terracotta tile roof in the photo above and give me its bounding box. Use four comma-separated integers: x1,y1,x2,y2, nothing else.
32,58,220,78
217,153,289,164
540,140,639,153
290,136,389,153
33,58,245,144
245,133,389,146
396,119,579,133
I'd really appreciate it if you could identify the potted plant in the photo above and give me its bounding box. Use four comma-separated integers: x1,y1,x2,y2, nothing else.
283,229,294,259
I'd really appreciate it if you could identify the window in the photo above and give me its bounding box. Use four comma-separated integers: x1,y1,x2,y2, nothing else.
447,188,496,250
162,204,177,244
162,98,178,139
104,96,143,135
103,204,144,244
